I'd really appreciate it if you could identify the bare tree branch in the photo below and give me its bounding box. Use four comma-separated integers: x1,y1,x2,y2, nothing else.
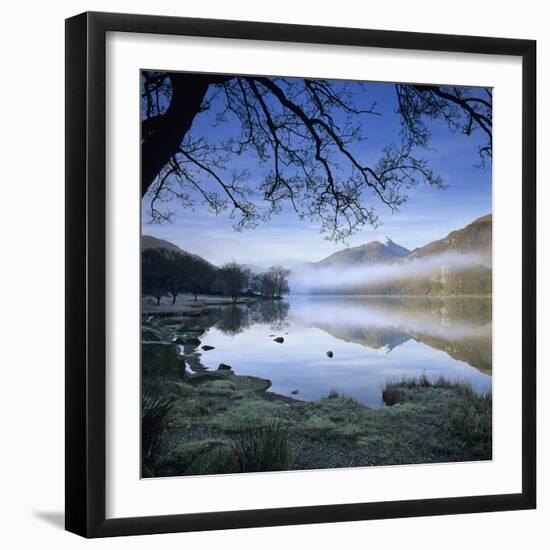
141,71,490,241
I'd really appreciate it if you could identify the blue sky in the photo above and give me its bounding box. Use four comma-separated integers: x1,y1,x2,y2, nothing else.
142,77,491,268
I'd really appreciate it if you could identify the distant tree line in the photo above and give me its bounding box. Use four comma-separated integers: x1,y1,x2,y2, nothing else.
142,248,290,305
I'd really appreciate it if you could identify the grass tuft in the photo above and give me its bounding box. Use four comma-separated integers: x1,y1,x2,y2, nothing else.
382,375,484,406
231,419,289,472
142,394,176,473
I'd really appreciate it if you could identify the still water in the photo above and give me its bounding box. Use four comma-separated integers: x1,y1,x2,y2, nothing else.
191,295,492,408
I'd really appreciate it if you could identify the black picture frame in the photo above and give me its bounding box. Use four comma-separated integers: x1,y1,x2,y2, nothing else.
65,11,536,538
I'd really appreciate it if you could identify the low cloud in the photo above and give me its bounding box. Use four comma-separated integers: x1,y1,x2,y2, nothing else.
290,252,490,293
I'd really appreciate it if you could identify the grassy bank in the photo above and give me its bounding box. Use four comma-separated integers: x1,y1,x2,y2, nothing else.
142,329,492,477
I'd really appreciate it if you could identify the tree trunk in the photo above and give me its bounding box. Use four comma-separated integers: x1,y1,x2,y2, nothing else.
141,73,233,197
156,296,161,305
171,293,177,305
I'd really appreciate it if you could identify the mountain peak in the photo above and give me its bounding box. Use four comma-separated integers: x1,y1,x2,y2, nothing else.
313,237,410,267
375,236,393,246
365,236,410,258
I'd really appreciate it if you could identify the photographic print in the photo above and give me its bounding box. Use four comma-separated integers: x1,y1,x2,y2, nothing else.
140,70,493,478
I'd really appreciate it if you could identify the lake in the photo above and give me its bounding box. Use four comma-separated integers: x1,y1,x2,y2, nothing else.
184,295,492,408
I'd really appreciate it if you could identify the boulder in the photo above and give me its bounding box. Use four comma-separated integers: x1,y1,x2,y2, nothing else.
202,345,215,351
218,363,232,371
183,337,202,347
326,351,334,358
291,389,299,395
273,337,284,344
142,342,184,377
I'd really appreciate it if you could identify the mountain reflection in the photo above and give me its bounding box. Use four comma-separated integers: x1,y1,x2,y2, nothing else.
202,296,491,374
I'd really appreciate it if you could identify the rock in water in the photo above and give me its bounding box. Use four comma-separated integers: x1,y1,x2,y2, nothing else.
274,337,284,343
326,351,334,358
183,337,201,347
218,363,232,370
202,345,215,351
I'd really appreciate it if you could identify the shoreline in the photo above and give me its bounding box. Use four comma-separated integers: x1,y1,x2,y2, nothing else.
142,294,283,315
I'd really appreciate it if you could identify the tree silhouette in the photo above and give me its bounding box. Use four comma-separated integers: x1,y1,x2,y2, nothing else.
395,84,492,163
251,267,290,299
142,246,217,304
142,248,168,305
217,262,251,303
142,72,492,241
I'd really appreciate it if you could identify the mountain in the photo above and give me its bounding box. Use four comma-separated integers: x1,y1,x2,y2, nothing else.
141,235,182,253
295,215,492,296
141,235,218,270
408,214,492,260
312,236,410,268
312,323,411,354
385,214,492,296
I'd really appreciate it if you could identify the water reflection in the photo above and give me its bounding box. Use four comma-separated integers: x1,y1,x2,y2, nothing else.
208,300,290,335
193,295,492,406
290,296,492,374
